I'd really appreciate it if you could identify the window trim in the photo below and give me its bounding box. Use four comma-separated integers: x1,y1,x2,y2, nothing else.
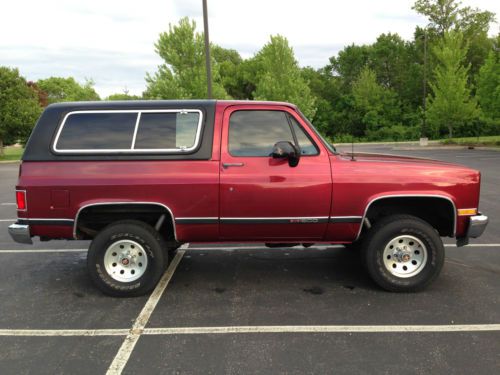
52,109,204,154
286,113,319,156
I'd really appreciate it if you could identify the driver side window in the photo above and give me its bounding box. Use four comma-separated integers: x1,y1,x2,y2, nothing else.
228,110,294,157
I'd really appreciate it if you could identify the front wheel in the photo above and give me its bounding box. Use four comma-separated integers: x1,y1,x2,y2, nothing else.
87,220,168,297
362,215,444,292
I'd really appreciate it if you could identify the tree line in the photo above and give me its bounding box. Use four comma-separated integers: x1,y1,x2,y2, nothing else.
1,0,499,153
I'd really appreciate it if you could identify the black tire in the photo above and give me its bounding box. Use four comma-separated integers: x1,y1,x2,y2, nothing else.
87,220,168,297
361,214,444,292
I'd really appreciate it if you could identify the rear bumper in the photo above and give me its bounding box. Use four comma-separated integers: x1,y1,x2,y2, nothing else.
456,213,488,247
8,223,32,244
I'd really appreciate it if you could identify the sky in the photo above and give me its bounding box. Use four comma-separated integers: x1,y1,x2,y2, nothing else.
1,0,498,97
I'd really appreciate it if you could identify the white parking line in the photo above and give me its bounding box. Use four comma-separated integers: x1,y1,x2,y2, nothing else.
1,324,499,337
0,203,15,206
142,324,500,334
0,329,128,336
106,246,186,375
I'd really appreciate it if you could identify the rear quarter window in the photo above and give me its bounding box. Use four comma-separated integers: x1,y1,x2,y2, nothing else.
55,112,137,150
53,110,202,153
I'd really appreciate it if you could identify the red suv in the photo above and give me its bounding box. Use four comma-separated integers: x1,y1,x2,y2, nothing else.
9,100,488,296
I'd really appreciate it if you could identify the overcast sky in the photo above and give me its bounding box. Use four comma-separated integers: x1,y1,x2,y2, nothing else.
1,0,498,97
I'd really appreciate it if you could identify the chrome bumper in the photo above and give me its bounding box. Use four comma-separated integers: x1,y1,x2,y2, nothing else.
467,214,488,238
8,223,33,244
457,213,489,247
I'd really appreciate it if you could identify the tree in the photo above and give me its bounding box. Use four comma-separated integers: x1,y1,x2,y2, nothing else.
106,92,141,100
37,77,100,104
413,0,496,79
252,35,316,118
426,31,479,138
0,67,42,153
329,44,371,90
352,67,402,135
144,17,228,99
476,50,500,121
212,46,247,99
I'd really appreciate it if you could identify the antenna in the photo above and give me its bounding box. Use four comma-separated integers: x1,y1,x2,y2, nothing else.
351,134,356,161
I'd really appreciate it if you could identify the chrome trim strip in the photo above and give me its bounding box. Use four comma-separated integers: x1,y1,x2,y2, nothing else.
130,112,141,149
220,217,329,224
16,189,27,212
53,109,203,154
176,217,218,224
73,202,177,240
18,218,74,226
329,216,363,223
355,194,457,241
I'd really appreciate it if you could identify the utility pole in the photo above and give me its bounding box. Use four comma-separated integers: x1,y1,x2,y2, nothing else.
202,0,212,99
422,29,428,138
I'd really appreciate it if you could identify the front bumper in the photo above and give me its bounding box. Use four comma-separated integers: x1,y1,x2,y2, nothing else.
8,223,33,244
467,214,489,238
456,213,488,247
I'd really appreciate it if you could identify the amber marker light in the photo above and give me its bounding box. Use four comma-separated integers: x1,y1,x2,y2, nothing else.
457,208,478,216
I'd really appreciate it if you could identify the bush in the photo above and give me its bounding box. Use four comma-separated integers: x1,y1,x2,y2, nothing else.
366,125,421,141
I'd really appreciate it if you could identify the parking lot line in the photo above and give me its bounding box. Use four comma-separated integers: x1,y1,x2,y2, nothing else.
142,324,500,334
106,246,187,375
0,329,128,336
1,324,498,337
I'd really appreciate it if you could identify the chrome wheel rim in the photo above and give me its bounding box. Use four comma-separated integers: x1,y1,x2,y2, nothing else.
103,240,148,282
382,235,427,278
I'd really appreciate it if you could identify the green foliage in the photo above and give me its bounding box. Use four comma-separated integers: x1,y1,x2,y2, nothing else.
426,31,479,138
476,50,500,121
0,67,42,151
252,35,316,118
106,92,142,100
352,67,402,133
37,77,100,104
144,17,228,99
329,44,371,90
412,0,495,36
413,0,496,78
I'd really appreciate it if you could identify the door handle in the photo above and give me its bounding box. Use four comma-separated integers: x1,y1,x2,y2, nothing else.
222,162,245,168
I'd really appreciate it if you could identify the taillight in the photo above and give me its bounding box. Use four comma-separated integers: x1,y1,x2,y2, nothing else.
16,190,27,211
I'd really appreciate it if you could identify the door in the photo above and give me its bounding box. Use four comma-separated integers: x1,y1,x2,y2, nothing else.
219,105,332,240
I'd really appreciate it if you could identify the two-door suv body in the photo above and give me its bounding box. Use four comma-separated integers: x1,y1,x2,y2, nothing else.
9,100,488,296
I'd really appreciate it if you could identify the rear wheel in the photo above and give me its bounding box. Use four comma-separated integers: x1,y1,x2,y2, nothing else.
362,215,444,292
87,220,168,297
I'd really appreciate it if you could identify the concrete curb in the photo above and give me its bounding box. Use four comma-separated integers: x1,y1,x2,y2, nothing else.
0,160,20,164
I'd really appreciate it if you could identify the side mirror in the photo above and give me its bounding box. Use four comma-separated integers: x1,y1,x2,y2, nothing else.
271,141,300,167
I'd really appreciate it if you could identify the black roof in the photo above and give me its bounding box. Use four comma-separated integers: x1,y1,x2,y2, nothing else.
23,100,217,161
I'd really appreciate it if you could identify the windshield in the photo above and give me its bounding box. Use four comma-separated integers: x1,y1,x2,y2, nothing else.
297,110,337,154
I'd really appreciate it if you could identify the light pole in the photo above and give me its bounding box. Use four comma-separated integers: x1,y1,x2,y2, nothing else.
422,29,428,138
202,0,212,99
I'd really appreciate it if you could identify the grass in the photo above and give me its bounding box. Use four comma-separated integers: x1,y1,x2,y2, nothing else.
0,146,24,161
440,135,500,147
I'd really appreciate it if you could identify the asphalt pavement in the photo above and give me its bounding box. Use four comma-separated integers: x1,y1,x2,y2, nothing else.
0,146,498,374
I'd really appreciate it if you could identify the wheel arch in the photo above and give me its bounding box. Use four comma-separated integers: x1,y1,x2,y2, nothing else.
357,194,457,240
73,201,177,241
